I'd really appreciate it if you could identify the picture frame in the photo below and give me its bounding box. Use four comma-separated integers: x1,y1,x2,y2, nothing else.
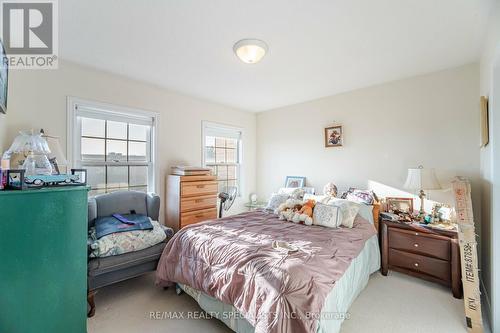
325,125,343,147
0,39,8,114
285,176,306,188
386,197,414,214
480,96,489,148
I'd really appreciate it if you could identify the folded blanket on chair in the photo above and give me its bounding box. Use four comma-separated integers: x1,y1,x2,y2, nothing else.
95,214,153,239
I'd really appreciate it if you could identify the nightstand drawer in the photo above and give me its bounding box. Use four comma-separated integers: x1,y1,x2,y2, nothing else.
180,208,217,228
389,248,451,282
388,227,450,261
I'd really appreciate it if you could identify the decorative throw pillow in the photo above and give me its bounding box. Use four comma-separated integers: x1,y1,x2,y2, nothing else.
341,188,378,205
303,193,331,204
266,193,290,211
88,219,167,258
313,202,341,228
327,198,361,228
278,187,306,200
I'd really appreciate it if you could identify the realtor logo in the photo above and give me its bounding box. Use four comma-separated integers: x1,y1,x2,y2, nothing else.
0,0,58,69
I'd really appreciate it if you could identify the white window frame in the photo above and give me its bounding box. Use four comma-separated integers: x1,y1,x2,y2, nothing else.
202,121,243,197
67,97,159,194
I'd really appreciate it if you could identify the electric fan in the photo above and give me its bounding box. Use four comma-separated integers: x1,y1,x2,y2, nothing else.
218,186,238,218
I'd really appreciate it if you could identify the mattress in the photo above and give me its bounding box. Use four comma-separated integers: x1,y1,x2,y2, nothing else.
179,234,381,333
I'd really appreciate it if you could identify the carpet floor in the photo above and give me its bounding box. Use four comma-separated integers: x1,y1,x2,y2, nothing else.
88,271,472,333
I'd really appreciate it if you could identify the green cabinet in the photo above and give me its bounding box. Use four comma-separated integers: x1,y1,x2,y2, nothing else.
0,187,88,333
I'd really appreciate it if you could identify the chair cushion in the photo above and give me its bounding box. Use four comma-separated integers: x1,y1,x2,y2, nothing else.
89,220,166,258
88,241,167,276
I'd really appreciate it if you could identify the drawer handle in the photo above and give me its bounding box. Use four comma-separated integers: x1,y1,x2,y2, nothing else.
415,232,419,236
414,243,419,248
196,185,205,189
194,199,203,203
195,214,204,218
414,263,419,268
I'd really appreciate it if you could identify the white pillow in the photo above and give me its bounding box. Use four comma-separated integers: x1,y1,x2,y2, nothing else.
278,187,305,200
313,202,341,228
266,193,289,211
357,204,374,225
303,193,331,204
327,198,361,228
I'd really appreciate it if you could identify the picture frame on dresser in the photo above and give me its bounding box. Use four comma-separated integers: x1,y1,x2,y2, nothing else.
386,197,414,214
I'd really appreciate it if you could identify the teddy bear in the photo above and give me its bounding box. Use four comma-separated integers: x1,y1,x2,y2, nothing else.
294,199,315,225
275,198,303,216
277,199,315,226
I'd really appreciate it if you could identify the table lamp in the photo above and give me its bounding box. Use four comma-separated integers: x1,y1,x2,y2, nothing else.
41,129,67,174
4,130,52,175
404,165,441,219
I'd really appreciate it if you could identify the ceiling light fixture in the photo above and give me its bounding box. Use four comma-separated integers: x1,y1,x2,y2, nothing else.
233,39,268,64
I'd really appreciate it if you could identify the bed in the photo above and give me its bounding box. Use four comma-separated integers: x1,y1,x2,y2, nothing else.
156,205,381,333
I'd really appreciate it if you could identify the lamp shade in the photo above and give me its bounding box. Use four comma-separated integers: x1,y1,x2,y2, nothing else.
404,166,441,190
6,131,51,154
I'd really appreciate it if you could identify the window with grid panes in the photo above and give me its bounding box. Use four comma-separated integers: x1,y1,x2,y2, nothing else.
71,102,156,197
203,124,241,194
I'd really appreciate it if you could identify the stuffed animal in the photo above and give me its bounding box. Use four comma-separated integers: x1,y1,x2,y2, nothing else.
277,199,316,226
298,199,315,217
323,182,338,198
276,198,303,215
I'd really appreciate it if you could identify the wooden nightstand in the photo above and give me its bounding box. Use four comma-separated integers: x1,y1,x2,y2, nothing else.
380,219,462,299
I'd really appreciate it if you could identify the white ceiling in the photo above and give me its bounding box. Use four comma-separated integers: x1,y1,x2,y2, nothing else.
60,0,492,112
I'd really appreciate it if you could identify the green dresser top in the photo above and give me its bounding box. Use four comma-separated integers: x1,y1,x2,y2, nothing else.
0,186,90,196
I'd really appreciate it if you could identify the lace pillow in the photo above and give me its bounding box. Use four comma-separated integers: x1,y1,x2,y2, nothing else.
327,198,361,228
266,193,290,211
313,203,341,228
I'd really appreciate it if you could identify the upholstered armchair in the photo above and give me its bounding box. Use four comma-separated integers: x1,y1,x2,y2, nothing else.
87,191,171,317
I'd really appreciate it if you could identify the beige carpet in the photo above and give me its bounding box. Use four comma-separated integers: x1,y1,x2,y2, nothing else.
88,271,470,333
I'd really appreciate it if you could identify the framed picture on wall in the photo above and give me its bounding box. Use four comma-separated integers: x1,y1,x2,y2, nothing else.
325,125,343,147
285,176,306,188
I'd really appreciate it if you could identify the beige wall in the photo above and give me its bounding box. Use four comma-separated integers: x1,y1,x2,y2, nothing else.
479,1,500,330
257,64,480,235
0,113,6,153
3,60,257,220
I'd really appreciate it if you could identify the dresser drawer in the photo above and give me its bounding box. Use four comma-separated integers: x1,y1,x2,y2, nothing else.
389,248,451,282
388,227,450,261
181,181,218,197
180,208,217,228
181,195,217,213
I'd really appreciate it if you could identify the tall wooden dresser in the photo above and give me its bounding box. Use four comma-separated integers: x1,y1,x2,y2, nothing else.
166,175,218,231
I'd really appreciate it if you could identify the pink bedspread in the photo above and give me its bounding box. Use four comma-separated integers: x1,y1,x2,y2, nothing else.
156,210,376,333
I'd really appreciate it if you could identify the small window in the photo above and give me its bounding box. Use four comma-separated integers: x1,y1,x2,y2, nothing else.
69,99,157,197
203,122,242,194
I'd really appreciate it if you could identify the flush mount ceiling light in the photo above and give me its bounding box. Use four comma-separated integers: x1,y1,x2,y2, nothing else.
233,39,268,64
